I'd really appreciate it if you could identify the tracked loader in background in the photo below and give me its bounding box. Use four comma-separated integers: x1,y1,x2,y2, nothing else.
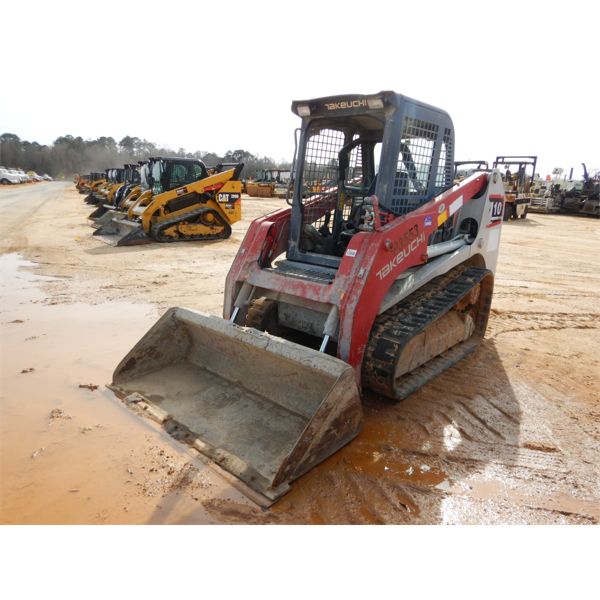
100,167,128,206
84,168,125,205
84,169,112,204
79,172,107,196
108,91,505,503
91,162,150,229
89,171,109,194
92,161,158,230
76,174,90,193
88,163,143,223
93,157,243,245
113,162,146,210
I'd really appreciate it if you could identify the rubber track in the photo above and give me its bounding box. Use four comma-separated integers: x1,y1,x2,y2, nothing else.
362,265,493,400
150,207,231,242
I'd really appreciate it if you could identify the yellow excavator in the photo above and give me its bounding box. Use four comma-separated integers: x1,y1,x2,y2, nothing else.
93,157,243,245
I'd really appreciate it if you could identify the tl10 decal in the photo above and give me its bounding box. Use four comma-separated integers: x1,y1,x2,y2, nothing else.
490,198,504,220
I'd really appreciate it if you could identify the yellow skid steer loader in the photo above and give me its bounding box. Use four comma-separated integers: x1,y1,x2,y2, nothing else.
94,157,243,245
89,163,143,224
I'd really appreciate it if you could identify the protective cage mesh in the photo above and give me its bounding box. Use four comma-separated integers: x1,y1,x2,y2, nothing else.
390,117,443,215
342,142,363,220
436,128,453,189
301,128,344,230
300,129,366,233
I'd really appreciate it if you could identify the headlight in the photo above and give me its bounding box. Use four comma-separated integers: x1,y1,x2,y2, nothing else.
367,97,384,109
296,104,311,117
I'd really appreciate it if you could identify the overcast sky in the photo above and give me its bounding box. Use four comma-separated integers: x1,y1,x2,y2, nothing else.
1,0,597,177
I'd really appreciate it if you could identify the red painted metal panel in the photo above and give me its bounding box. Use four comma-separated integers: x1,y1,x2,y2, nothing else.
225,173,489,385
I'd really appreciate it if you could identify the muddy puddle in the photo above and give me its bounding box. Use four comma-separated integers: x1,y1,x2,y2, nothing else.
0,252,488,524
0,254,253,524
1,242,598,525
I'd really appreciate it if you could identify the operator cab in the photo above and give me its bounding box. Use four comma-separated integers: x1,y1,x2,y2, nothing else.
493,156,537,193
113,164,142,206
148,157,208,195
139,162,151,191
287,91,454,269
106,168,125,184
124,163,140,185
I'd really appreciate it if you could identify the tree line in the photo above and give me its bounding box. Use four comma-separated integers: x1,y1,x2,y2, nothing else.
0,133,290,179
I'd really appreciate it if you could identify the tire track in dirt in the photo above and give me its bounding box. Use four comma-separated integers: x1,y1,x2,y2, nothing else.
282,334,597,524
221,341,584,524
251,342,534,523
487,309,600,339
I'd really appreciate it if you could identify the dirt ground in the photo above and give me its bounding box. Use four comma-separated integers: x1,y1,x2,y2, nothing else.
1,182,598,524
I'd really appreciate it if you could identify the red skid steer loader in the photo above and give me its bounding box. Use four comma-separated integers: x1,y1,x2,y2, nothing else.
107,91,505,503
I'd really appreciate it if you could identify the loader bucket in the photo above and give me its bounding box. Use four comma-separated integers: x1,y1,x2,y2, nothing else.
89,209,125,230
108,308,363,502
88,204,111,221
93,217,151,246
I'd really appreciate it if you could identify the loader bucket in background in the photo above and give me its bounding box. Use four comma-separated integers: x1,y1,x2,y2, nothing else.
88,204,111,221
108,308,363,502
93,217,151,246
89,209,125,230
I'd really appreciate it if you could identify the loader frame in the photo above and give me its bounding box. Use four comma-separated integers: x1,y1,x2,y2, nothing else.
225,171,504,385
108,91,506,502
225,92,504,385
